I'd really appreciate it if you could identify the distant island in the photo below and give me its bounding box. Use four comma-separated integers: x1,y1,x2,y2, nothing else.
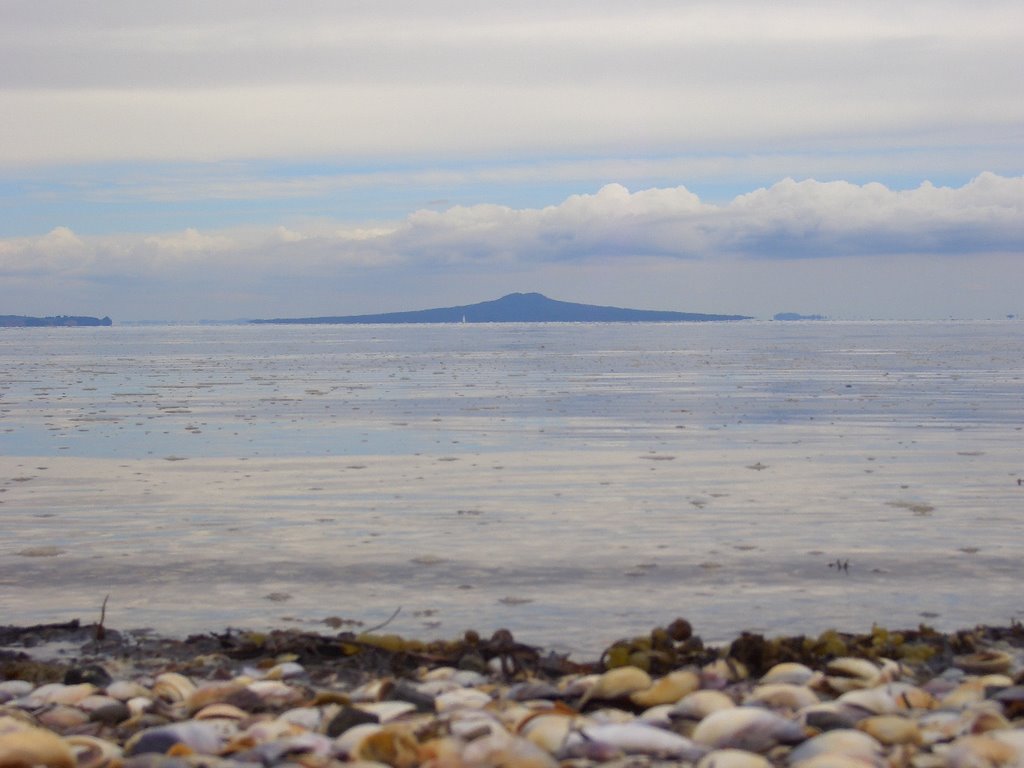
773,312,827,321
0,315,112,327
251,293,752,324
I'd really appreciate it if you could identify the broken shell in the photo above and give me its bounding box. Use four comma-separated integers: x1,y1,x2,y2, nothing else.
151,673,196,704
64,734,123,768
953,651,1013,676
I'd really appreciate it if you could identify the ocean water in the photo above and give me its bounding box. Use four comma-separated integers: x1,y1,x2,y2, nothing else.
0,320,1021,655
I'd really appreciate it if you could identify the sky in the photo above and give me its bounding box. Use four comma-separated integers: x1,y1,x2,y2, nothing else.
1,1,1022,321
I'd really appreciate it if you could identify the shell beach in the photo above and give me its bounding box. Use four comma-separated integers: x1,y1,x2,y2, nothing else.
3,617,1024,768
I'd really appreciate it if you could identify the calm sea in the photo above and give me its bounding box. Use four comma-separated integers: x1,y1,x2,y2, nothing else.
1,321,1021,654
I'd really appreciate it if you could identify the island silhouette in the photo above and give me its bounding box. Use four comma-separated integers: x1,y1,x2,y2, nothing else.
251,292,751,324
0,315,112,327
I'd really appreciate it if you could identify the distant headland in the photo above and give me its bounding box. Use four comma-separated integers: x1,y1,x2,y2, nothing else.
0,315,112,327
251,293,752,324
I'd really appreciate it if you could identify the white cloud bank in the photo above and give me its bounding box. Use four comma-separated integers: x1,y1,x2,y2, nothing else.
2,174,1022,320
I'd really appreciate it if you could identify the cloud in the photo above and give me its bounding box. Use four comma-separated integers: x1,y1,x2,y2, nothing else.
2,3,1022,167
3,174,1020,286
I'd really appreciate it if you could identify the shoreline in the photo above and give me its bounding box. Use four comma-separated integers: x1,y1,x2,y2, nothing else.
5,616,1024,679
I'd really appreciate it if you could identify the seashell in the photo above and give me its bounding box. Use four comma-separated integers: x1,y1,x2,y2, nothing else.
192,703,250,722
350,726,420,768
236,717,301,745
334,722,382,755
64,734,123,768
941,734,1020,768
580,667,652,706
0,683,34,699
572,721,706,760
126,696,154,718
36,705,91,731
673,690,737,721
414,679,461,698
356,701,418,723
953,650,1013,676
837,686,900,715
792,753,882,768
185,682,248,714
447,708,506,741
0,715,36,735
744,683,819,711
630,669,700,708
244,680,305,708
788,728,883,766
151,673,196,704
261,662,306,681
970,707,1012,735
857,714,922,746
0,726,75,768
463,730,558,768
703,658,749,688
506,681,563,702
824,658,880,692
14,684,97,709
105,681,152,701
691,707,805,753
696,747,773,768
761,662,818,686
272,705,323,731
421,666,461,682
991,730,1024,751
518,713,572,755
799,702,865,731
75,694,121,713
125,721,225,756
889,682,937,710
417,735,466,767
638,703,676,727
435,687,492,712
